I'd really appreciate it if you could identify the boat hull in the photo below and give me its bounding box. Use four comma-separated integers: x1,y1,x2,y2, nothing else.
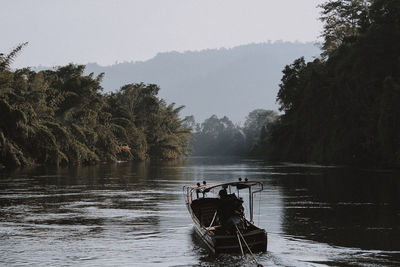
193,223,267,254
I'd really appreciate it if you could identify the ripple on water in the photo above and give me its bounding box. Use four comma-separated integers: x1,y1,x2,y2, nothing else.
1,159,399,266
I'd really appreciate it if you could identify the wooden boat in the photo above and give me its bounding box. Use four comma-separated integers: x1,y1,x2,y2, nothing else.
184,179,267,254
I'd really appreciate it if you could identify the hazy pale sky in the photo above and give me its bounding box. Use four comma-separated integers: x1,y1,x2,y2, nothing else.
2,0,324,68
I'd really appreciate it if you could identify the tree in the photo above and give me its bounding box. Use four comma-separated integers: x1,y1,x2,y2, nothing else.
276,57,307,113
243,109,278,154
0,42,28,71
192,115,245,156
319,0,370,56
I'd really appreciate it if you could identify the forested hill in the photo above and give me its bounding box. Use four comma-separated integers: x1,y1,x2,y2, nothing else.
83,42,320,122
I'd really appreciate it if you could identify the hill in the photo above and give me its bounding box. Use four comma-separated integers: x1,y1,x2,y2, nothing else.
84,42,320,123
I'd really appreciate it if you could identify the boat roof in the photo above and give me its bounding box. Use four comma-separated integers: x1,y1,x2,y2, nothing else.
186,181,262,193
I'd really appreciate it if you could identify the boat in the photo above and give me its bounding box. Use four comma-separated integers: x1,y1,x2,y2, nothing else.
183,179,267,254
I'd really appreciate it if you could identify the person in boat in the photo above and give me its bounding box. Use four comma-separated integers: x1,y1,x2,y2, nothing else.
217,187,245,233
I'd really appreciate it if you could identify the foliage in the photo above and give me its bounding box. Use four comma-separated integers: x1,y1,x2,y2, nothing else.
0,42,28,71
191,115,245,156
242,109,278,154
0,49,191,168
190,110,277,156
319,0,371,56
264,0,400,167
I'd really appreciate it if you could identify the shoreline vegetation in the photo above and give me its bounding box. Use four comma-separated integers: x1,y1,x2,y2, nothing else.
1,0,399,169
0,50,191,168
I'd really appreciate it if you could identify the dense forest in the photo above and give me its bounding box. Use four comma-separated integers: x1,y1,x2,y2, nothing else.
0,47,191,168
260,0,400,167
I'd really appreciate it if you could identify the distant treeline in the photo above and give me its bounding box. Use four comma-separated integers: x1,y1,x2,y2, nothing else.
186,110,278,156
0,50,191,168
264,0,400,167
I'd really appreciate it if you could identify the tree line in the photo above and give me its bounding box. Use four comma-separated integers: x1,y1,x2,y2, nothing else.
186,109,278,156
0,46,191,168
262,0,400,167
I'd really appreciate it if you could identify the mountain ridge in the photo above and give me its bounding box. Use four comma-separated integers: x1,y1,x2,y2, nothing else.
37,42,321,123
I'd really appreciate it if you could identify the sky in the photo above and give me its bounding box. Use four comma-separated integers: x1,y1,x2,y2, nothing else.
2,0,325,68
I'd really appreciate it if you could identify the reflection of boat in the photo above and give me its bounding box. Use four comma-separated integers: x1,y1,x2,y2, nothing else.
183,180,267,254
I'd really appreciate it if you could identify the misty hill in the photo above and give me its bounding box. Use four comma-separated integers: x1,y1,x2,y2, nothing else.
86,42,321,122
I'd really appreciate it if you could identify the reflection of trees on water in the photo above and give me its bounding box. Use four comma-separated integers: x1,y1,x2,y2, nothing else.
0,161,189,239
274,167,400,251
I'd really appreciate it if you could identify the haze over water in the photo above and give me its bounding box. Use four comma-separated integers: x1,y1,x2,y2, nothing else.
1,157,399,266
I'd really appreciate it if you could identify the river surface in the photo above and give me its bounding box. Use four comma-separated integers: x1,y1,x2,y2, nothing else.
1,157,399,266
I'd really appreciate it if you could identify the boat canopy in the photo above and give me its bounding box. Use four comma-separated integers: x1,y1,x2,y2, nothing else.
184,181,263,194
184,180,264,224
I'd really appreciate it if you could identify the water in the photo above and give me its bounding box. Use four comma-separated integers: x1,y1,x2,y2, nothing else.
1,157,399,266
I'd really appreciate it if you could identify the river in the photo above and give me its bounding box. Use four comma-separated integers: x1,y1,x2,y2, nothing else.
1,157,399,266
